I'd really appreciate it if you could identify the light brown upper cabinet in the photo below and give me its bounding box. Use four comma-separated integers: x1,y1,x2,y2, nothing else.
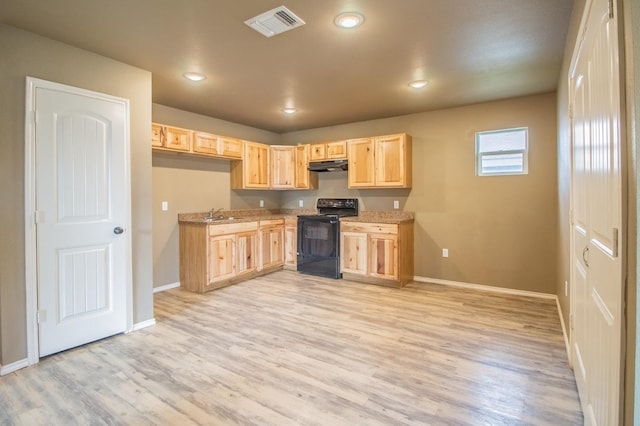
270,145,296,189
152,123,192,152
309,140,347,161
230,141,270,189
193,131,243,159
347,133,412,188
294,145,318,190
270,145,318,190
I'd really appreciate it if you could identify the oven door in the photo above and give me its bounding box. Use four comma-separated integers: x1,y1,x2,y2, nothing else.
297,216,341,279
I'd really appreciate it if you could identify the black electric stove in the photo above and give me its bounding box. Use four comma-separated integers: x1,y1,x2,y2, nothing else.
297,198,359,279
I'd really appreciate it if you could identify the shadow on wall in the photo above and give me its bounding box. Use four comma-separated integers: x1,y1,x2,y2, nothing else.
154,224,180,285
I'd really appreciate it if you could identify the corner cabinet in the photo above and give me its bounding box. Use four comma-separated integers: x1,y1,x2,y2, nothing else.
347,133,412,188
340,220,414,287
180,221,259,293
230,141,270,189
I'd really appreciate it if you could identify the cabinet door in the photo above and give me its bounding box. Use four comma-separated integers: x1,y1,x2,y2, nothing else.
244,141,270,188
260,226,284,269
219,136,243,159
294,145,318,189
208,234,236,287
341,232,368,275
375,134,410,187
326,141,347,159
236,231,257,275
270,145,295,189
193,131,218,155
309,143,326,161
151,123,164,147
164,126,191,151
368,234,398,280
284,226,297,266
347,138,375,188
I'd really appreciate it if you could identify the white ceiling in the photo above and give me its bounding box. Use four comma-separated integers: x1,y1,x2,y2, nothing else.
0,0,574,133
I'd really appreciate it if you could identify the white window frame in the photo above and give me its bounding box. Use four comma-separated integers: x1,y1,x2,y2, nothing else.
475,127,529,176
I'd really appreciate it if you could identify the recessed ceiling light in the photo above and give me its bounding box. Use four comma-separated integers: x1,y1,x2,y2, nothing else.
183,72,206,82
282,107,297,114
334,12,364,29
408,80,429,89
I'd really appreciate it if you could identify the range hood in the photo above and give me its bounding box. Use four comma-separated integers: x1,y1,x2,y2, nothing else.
308,159,349,172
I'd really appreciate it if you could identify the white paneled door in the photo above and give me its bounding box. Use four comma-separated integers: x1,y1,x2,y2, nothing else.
32,81,131,357
569,0,623,424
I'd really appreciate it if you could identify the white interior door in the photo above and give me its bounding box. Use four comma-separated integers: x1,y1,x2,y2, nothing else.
569,0,623,424
33,82,131,357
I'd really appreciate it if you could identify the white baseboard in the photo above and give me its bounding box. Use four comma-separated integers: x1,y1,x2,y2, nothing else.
131,318,156,332
153,282,180,293
0,358,29,376
556,297,572,362
413,276,556,299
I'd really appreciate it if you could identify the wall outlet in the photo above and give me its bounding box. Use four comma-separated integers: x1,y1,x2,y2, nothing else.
259,199,264,208
564,280,568,297
393,200,399,209
442,248,449,257
298,199,304,207
161,201,168,211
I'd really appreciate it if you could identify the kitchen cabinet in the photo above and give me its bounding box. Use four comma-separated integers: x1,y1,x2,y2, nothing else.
347,133,412,188
284,216,298,270
179,221,258,293
309,141,347,161
230,141,270,189
152,123,192,152
270,145,318,190
340,220,413,287
193,131,243,159
294,145,318,189
259,219,285,270
270,145,295,189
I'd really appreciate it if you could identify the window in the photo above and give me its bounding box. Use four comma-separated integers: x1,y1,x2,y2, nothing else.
475,127,528,176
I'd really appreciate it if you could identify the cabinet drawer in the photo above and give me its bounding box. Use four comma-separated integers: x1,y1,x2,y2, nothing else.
259,218,285,228
208,221,258,237
340,221,397,235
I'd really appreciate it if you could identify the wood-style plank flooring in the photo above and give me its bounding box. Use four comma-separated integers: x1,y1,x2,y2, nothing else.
0,271,583,425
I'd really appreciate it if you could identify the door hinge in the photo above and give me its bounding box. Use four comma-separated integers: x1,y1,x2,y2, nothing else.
36,309,46,324
613,228,619,258
34,210,44,224
570,313,574,331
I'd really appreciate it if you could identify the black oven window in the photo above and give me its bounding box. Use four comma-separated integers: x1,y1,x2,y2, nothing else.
299,221,337,258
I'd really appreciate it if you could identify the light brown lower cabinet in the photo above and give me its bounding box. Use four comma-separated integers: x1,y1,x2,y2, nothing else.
259,219,285,271
180,221,263,293
340,221,414,287
283,217,297,270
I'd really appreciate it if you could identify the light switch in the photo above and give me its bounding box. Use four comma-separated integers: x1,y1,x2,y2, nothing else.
259,199,264,208
442,248,449,257
161,201,168,211
298,200,304,207
393,200,399,209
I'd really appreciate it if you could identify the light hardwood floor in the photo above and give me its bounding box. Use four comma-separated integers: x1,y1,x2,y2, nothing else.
0,271,582,425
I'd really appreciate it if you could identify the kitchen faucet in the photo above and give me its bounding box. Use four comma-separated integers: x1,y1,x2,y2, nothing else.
208,208,224,219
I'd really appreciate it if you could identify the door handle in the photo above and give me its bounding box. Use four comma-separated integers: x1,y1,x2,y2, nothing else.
582,246,589,267
113,227,125,235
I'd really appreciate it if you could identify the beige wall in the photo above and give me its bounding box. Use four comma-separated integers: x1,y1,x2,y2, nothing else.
151,104,281,287
0,24,154,365
278,93,559,293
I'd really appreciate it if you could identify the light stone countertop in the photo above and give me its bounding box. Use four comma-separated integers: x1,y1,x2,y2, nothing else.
178,209,414,225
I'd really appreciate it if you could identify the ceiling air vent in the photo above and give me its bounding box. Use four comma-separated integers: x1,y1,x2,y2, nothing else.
244,6,305,38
